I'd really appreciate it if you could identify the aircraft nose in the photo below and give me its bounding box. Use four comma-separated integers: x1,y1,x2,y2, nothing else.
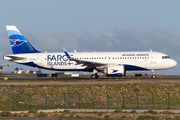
171,59,177,67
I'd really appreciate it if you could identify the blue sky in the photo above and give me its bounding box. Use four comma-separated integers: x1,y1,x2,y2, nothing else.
0,0,180,75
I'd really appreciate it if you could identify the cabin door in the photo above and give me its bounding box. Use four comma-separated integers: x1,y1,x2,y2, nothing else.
151,53,156,63
36,55,42,66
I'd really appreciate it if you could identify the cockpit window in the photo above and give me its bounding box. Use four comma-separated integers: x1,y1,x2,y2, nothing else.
162,56,170,59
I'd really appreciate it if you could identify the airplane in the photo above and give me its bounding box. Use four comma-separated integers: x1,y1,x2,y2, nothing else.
3,25,177,79
17,68,22,74
33,71,36,74
26,69,30,74
26,69,36,74
12,67,19,74
0,66,3,73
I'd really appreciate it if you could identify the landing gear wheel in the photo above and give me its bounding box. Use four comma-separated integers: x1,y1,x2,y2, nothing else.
91,74,98,79
152,75,156,78
151,70,156,79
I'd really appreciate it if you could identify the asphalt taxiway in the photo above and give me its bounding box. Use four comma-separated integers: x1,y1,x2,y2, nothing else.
0,79,180,85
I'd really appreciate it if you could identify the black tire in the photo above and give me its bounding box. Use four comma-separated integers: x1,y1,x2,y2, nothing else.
96,74,99,79
91,74,98,79
151,75,156,78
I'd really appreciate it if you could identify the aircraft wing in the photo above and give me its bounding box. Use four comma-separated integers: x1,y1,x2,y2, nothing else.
63,48,106,68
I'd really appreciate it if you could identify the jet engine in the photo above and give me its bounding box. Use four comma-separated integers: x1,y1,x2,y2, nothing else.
104,65,125,77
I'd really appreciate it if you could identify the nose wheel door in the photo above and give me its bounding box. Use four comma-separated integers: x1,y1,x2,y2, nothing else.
36,55,42,66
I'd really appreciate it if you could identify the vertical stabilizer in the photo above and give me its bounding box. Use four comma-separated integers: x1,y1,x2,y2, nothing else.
6,25,40,54
12,67,19,74
0,66,3,73
17,68,22,74
26,69,30,74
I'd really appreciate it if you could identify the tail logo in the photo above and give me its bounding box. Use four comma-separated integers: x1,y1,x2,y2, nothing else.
10,39,27,47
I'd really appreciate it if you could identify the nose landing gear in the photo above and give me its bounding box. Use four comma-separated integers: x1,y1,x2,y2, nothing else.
151,70,156,78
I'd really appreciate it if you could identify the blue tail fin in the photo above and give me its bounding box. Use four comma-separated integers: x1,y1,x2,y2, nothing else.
12,67,19,74
0,66,3,73
6,25,40,54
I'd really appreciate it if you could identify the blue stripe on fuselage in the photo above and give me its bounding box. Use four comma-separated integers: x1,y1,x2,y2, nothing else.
20,62,147,72
123,64,147,70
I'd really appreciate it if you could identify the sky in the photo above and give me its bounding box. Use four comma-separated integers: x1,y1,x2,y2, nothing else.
0,0,180,75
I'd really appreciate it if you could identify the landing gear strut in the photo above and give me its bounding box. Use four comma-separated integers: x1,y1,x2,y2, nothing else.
151,70,156,78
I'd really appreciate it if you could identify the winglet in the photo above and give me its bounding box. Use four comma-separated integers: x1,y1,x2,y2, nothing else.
62,48,71,59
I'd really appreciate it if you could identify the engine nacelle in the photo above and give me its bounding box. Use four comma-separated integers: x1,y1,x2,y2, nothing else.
105,65,125,77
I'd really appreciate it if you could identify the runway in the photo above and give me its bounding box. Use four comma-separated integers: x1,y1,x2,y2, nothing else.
0,79,180,85
0,74,180,85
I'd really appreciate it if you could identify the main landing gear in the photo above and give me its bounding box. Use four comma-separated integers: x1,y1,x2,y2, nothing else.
91,73,98,79
91,69,99,79
151,70,156,78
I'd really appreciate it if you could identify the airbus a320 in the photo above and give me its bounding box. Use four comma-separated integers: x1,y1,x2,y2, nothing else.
3,26,177,78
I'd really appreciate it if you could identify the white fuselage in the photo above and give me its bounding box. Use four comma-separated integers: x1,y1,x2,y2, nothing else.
3,51,177,72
